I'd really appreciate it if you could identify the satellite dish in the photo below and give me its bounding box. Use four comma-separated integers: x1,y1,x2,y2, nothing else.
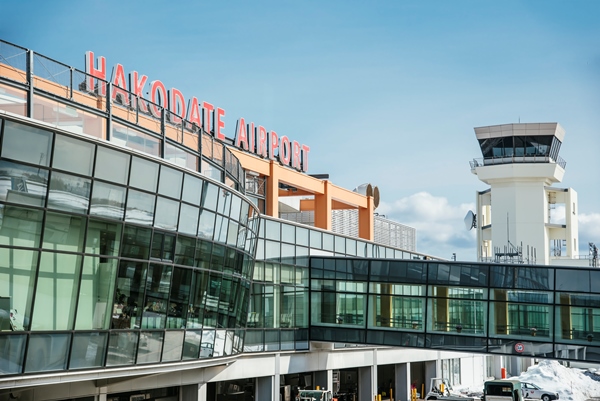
464,210,477,230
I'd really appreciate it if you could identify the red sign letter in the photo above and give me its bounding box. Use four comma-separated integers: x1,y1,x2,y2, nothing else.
216,107,226,140
111,64,129,105
292,141,302,170
235,118,249,150
301,144,310,172
149,80,167,118
202,101,214,133
269,131,279,160
257,126,268,158
187,97,202,127
129,71,148,113
85,51,106,96
169,88,186,123
279,136,291,166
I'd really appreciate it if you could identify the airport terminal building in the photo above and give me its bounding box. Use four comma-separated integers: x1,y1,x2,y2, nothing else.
2,41,599,401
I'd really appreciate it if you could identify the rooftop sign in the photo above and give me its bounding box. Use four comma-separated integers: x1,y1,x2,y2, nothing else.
85,52,310,172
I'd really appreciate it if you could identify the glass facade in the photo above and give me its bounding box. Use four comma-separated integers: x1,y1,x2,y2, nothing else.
0,115,259,376
309,257,600,362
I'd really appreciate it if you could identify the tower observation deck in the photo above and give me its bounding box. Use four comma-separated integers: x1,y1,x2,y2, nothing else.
469,123,579,266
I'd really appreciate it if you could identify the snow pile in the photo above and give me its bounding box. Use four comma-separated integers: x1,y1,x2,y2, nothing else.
512,360,600,401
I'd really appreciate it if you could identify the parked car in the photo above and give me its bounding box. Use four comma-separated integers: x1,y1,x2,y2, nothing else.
520,382,559,401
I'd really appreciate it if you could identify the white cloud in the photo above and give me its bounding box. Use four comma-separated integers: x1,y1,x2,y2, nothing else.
378,192,477,260
579,212,600,251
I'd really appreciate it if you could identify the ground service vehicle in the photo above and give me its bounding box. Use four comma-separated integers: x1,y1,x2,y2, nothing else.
298,389,333,401
425,378,474,401
483,380,523,401
520,382,559,401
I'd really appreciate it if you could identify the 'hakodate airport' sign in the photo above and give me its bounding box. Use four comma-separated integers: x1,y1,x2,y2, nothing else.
85,51,310,172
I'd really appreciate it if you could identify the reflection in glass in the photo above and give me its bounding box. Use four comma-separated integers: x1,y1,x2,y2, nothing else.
201,182,218,211
200,329,215,358
178,203,199,235
121,225,151,259
114,260,148,330
130,156,158,192
47,171,91,214
42,212,84,252
182,173,203,205
106,331,138,366
95,146,130,185
125,189,155,225
158,166,183,199
85,219,122,256
0,334,26,374
183,330,201,359
0,160,48,207
69,332,107,369
2,121,52,167
154,196,179,231
24,333,70,372
142,264,172,329
90,181,126,219
162,330,184,361
0,205,43,247
0,248,38,331
198,209,215,240
53,134,95,175
75,257,117,330
137,331,163,364
32,252,82,331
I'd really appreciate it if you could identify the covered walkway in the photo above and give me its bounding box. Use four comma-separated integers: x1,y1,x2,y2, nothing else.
308,257,600,363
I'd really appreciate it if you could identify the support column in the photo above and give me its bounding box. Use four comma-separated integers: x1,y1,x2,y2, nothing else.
266,160,280,217
274,353,281,401
198,383,208,401
181,384,199,401
396,362,410,401
358,366,374,401
314,370,332,392
425,360,438,395
256,376,273,401
358,194,374,241
314,180,332,231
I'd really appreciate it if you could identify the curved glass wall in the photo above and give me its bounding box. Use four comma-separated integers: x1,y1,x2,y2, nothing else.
0,115,258,376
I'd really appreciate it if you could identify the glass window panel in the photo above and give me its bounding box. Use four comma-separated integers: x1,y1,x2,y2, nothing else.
175,236,196,267
0,85,26,116
178,203,199,235
168,267,192,328
183,330,202,359
215,215,229,244
69,332,107,369
85,219,122,256
229,194,242,221
90,181,126,219
142,263,172,329
217,188,232,216
0,334,26,374
53,134,95,175
281,223,295,244
198,209,215,240
0,205,43,247
129,156,158,192
265,220,281,241
158,166,183,199
310,230,322,249
322,233,334,251
75,257,118,330
296,226,309,247
137,331,163,364
201,182,219,211
200,329,215,358
32,252,82,331
282,243,295,264
154,196,179,231
0,248,38,331
47,171,91,214
125,189,155,225
94,146,129,185
182,174,203,205
106,331,138,366
213,329,227,357
112,122,160,156
162,330,184,362
24,333,70,373
195,240,212,270
113,260,147,330
42,212,84,252
120,225,151,259
265,240,280,262
0,160,48,207
2,121,52,166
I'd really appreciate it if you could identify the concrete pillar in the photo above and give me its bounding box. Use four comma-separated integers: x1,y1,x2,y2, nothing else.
396,362,411,401
358,366,374,401
181,384,199,401
257,376,274,401
314,370,331,392
198,382,208,401
425,360,438,394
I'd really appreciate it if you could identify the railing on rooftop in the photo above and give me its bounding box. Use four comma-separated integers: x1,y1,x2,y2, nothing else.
0,39,245,191
470,155,567,170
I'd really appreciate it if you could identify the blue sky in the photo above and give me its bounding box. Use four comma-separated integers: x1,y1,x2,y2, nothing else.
2,1,600,260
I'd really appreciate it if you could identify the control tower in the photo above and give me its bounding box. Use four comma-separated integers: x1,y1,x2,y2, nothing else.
469,123,578,265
